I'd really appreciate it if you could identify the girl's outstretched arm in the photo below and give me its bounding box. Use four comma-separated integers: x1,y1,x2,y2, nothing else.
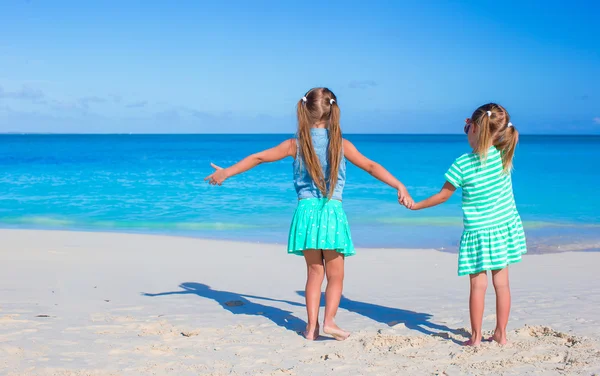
343,139,414,208
412,181,456,210
205,139,295,185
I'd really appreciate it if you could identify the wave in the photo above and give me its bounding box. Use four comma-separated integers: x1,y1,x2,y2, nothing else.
377,217,462,226
1,216,76,226
2,215,599,254
376,217,600,229
0,216,259,231
3,215,599,232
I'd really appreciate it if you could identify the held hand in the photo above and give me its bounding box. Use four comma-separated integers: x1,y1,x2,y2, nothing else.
204,163,229,185
397,187,414,209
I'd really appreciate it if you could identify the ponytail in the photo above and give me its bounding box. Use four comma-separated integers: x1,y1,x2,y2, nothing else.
474,110,493,163
297,97,327,196
472,103,518,172
327,101,343,198
295,88,343,198
496,125,519,173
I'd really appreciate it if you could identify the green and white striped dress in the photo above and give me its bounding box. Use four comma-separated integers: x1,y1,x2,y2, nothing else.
445,146,527,276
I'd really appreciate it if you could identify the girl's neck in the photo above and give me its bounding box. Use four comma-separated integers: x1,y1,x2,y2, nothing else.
311,121,328,129
472,141,493,152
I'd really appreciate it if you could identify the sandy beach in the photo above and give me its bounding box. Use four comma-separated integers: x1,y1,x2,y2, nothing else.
1,229,599,375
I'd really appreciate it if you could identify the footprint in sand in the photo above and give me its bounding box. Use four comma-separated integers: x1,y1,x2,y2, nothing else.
320,352,344,361
181,330,200,337
519,325,580,342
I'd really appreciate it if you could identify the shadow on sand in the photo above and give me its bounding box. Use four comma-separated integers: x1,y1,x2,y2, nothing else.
142,282,306,336
296,291,469,341
142,282,468,343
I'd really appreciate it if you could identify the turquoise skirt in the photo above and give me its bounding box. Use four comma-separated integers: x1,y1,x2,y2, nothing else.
287,198,355,256
457,215,527,276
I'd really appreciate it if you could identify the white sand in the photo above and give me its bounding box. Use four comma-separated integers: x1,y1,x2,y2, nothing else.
1,229,599,375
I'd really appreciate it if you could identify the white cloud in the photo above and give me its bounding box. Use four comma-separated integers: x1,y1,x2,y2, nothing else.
0,85,45,102
0,83,149,114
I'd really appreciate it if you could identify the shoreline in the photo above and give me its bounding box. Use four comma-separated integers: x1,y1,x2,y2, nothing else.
1,225,599,255
0,227,434,254
1,229,599,374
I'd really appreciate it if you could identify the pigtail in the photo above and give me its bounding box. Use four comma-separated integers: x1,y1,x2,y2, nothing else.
473,103,519,173
498,125,519,173
295,88,344,198
475,109,493,163
297,95,327,196
327,98,343,198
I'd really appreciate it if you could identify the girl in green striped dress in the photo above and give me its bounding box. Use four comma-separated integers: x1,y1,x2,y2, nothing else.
409,103,526,346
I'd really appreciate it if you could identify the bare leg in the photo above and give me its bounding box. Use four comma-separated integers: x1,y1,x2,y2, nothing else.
466,271,488,346
322,250,349,341
491,267,510,345
303,250,324,340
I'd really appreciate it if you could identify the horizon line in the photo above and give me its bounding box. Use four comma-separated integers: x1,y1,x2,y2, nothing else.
1,132,599,137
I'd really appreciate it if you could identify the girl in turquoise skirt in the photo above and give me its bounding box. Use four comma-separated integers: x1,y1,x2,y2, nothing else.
205,87,413,340
408,103,526,346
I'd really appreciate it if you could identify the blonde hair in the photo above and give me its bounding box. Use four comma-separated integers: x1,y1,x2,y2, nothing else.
296,87,342,198
471,103,519,172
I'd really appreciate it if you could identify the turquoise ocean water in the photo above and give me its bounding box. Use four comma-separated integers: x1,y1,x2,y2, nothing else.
1,134,598,253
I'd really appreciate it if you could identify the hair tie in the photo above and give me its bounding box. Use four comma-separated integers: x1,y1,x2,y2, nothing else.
507,122,513,127
486,111,492,117
302,96,307,103
330,99,335,105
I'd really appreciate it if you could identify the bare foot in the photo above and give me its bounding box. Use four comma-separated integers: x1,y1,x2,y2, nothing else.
303,324,320,341
491,330,508,345
464,335,482,347
323,324,350,341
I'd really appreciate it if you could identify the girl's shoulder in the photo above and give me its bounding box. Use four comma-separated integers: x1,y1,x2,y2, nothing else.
451,148,503,173
452,152,478,169
342,138,354,150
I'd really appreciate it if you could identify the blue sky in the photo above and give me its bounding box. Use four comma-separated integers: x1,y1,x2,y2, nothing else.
0,1,598,134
